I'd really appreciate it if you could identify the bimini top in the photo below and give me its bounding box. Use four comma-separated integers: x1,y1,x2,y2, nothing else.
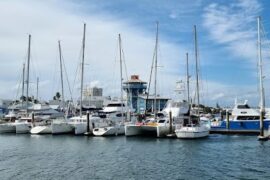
123,75,146,84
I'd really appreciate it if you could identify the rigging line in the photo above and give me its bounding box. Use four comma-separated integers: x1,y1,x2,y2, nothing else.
121,40,132,107
14,44,29,101
71,43,83,101
51,48,58,98
261,22,270,58
147,33,157,98
156,36,163,96
111,37,119,98
121,48,129,81
119,35,129,81
15,66,23,100
62,51,73,101
30,40,39,94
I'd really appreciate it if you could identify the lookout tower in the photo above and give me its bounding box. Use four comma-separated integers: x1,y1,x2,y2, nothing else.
123,75,147,112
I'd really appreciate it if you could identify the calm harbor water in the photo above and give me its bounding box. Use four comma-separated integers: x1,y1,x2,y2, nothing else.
0,134,270,180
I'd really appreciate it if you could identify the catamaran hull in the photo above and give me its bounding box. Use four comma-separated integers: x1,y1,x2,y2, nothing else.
15,123,31,134
93,126,125,136
157,125,174,137
72,123,88,135
0,124,16,133
175,127,209,139
125,125,157,136
52,123,74,134
30,126,52,134
125,124,173,137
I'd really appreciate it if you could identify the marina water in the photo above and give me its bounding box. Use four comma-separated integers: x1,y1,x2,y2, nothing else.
0,134,270,180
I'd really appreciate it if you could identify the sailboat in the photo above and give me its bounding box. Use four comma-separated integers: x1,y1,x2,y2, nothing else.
0,35,33,134
0,64,25,133
125,22,188,137
67,23,101,135
93,34,127,136
51,41,74,134
175,25,209,139
125,22,160,137
30,40,71,135
210,17,270,137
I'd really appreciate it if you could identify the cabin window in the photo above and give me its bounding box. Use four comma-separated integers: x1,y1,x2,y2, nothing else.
107,104,125,107
158,120,166,123
236,116,260,120
237,104,250,109
116,113,125,117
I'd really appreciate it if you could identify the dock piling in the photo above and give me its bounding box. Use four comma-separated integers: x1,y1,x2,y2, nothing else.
226,110,230,129
86,111,90,133
31,113,35,127
169,111,172,134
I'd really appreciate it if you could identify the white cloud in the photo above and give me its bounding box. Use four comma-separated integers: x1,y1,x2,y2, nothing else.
202,0,261,62
0,0,188,102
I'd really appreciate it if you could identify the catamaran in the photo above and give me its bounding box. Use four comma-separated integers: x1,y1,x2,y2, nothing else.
175,25,210,139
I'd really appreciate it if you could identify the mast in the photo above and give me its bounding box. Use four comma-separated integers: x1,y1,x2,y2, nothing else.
257,17,265,137
118,34,124,123
80,23,86,118
186,53,190,104
26,34,31,115
154,21,159,120
194,25,200,114
58,41,65,106
22,63,25,105
36,77,39,101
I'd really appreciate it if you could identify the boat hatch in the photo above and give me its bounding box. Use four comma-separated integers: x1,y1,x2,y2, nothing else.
116,113,125,117
158,120,166,123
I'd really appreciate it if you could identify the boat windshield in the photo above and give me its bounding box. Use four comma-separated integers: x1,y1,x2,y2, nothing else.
237,104,250,109
166,101,181,108
107,103,125,107
236,116,260,120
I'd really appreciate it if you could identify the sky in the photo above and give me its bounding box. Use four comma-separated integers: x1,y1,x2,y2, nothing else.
0,0,270,107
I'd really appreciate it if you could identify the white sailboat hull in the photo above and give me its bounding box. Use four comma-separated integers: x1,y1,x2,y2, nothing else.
72,123,88,135
52,123,74,134
15,123,31,134
125,124,157,136
0,123,16,133
175,126,209,139
157,125,174,137
30,126,52,134
125,123,173,137
93,125,125,136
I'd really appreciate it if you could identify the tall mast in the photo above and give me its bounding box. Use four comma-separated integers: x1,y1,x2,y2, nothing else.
58,41,65,106
257,17,265,111
186,53,190,104
80,23,86,118
257,17,265,137
154,22,159,120
118,34,124,123
26,34,31,115
194,25,200,113
22,63,25,105
36,77,39,101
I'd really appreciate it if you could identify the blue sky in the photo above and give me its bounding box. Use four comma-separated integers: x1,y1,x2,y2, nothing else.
0,0,270,107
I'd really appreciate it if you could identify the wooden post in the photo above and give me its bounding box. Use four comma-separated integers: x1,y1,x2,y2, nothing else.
31,113,35,127
226,110,229,129
86,111,90,133
169,111,172,134
259,109,264,137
